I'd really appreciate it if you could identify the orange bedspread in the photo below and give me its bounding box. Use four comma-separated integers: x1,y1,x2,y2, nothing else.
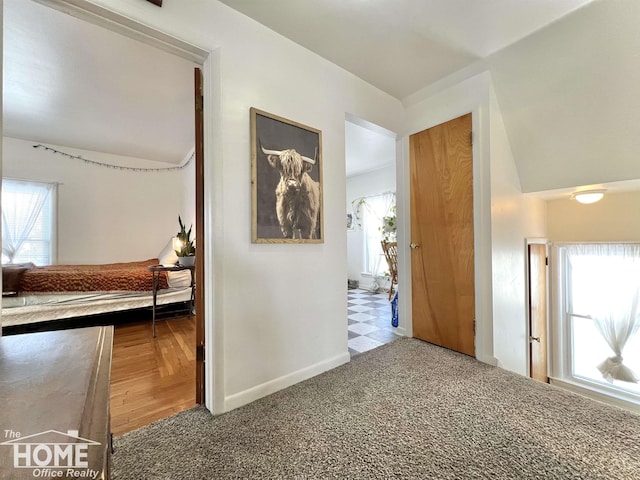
19,259,168,293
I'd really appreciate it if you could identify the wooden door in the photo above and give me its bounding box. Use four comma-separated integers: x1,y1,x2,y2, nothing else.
409,113,475,356
528,244,548,382
194,68,205,403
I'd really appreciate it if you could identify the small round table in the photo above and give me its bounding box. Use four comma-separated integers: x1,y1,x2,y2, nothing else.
148,264,195,337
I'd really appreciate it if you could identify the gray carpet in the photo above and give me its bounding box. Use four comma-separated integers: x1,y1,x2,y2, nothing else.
113,338,640,479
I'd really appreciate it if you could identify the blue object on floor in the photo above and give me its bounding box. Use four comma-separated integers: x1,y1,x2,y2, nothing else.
391,291,398,327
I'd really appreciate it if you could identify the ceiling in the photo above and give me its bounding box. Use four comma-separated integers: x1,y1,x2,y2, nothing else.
7,0,630,191
218,0,593,100
345,121,396,178
3,0,197,164
220,0,591,177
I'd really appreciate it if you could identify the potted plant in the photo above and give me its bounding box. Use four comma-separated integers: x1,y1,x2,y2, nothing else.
380,205,397,242
174,216,195,266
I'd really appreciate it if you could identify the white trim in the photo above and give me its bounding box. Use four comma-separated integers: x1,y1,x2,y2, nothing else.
471,104,494,366
549,244,565,380
50,183,59,265
224,353,351,412
550,377,640,413
52,183,59,265
524,238,549,378
396,136,411,337
400,77,494,361
476,354,499,366
526,237,548,245
204,51,223,414
32,0,208,63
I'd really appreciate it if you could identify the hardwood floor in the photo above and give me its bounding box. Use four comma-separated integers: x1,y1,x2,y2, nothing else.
110,315,196,436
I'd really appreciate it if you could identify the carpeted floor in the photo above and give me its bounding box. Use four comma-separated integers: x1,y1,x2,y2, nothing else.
113,338,640,479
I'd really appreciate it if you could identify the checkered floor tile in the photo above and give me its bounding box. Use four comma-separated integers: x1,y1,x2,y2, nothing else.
348,288,399,356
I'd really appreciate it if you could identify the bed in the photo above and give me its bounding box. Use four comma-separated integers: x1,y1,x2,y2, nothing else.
1,246,193,330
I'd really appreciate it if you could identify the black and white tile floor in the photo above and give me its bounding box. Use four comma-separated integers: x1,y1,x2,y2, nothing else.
348,288,400,356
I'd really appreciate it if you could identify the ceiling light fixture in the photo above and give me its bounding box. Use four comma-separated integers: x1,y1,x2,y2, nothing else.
570,189,606,204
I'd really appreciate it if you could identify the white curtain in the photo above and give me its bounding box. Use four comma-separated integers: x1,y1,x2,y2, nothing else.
566,244,640,383
2,179,54,263
360,192,395,277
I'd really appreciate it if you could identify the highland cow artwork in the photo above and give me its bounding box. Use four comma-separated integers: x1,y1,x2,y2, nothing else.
251,108,323,243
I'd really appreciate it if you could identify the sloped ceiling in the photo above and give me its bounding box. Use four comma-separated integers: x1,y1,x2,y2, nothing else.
345,120,396,178
7,0,637,193
221,0,640,193
218,0,592,100
488,0,640,192
222,0,640,195
3,0,197,164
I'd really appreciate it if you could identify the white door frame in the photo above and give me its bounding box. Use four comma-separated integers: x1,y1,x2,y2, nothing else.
525,237,549,377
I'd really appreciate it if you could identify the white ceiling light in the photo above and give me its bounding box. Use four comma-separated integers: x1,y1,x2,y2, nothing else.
570,189,606,204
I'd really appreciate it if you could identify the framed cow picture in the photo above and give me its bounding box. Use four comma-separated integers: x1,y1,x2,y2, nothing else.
251,107,323,243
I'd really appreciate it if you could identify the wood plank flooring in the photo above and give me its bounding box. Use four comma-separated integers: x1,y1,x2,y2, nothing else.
110,315,196,436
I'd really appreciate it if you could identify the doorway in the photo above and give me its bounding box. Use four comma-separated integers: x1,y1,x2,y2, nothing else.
409,113,475,356
528,241,548,382
345,117,400,355
2,0,209,430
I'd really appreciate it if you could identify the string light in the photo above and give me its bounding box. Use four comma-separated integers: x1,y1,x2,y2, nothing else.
33,144,194,172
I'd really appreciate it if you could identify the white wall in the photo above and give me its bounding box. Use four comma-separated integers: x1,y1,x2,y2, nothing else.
489,86,546,375
3,136,190,264
73,0,405,412
346,165,396,289
547,191,640,242
179,154,196,240
402,71,547,374
488,0,640,192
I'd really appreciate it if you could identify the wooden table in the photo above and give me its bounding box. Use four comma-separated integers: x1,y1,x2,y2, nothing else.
148,264,195,337
0,326,113,479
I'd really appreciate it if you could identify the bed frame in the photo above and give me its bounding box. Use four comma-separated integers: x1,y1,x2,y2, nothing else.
1,258,192,335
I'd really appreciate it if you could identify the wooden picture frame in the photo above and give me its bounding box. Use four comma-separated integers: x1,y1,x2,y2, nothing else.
251,108,323,243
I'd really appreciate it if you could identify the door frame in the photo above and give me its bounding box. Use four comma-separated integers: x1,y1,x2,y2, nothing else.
525,238,549,380
24,0,221,413
399,103,497,366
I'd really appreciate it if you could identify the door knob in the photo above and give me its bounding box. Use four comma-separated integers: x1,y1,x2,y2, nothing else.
410,242,421,249
530,336,540,343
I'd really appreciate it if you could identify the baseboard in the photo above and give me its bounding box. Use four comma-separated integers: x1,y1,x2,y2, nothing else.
476,354,499,366
358,280,377,292
396,326,406,336
550,377,640,413
224,351,351,412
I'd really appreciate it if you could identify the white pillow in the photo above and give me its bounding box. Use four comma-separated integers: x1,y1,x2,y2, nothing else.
167,270,192,288
158,237,179,266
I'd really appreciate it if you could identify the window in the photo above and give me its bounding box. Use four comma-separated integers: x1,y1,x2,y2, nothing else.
556,244,640,400
2,179,56,265
356,192,395,276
